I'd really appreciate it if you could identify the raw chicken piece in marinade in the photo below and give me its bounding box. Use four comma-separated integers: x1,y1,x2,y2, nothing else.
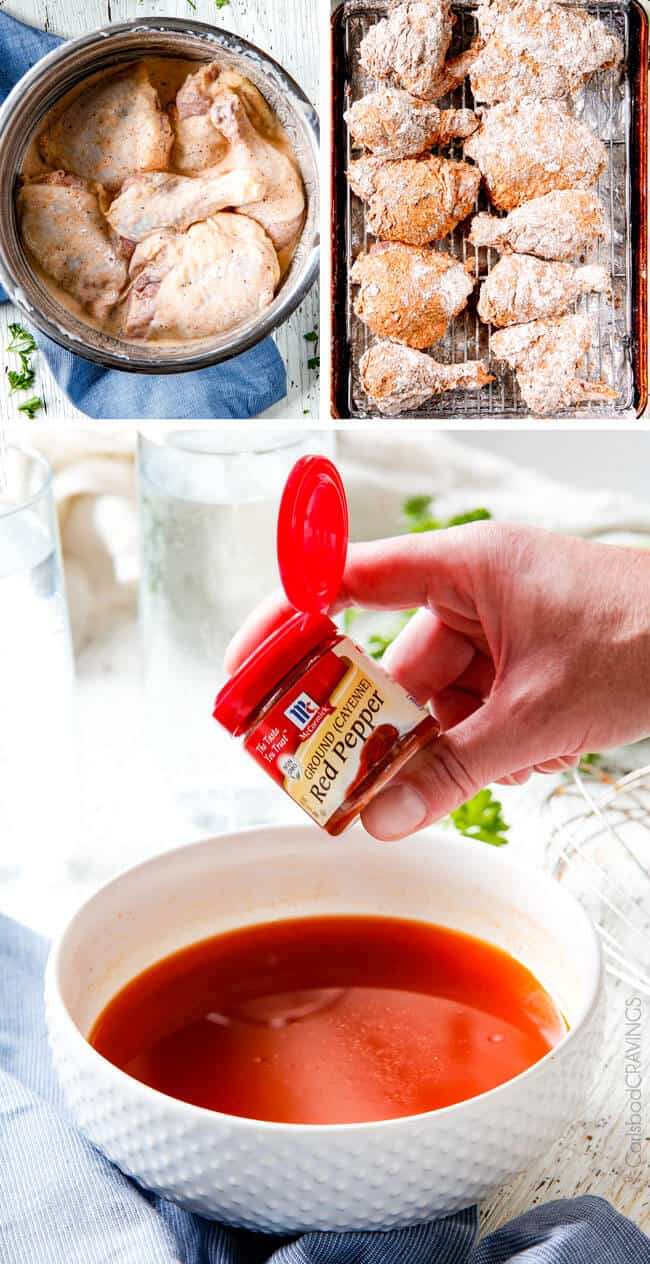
38,64,173,193
18,173,128,319
124,212,280,342
106,169,265,242
171,64,305,265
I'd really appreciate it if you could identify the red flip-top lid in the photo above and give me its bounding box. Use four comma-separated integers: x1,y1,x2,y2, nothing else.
213,456,349,736
276,455,349,615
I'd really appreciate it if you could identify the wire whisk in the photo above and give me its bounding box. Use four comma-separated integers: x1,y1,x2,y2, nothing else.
545,760,650,996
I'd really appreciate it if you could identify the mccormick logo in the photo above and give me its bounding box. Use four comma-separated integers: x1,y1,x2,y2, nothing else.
284,692,332,739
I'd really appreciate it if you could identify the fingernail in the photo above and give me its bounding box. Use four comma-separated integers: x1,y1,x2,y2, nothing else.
363,783,427,840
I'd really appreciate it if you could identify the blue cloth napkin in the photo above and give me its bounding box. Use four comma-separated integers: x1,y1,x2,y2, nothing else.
0,11,287,419
2,912,649,1263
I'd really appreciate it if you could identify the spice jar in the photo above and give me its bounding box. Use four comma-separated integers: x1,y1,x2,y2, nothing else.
213,456,438,834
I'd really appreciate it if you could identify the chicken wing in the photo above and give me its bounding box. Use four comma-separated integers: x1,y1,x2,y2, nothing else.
38,65,173,193
359,0,476,100
171,62,277,176
463,99,606,210
18,173,128,320
207,89,305,263
491,314,617,414
468,190,606,260
345,89,478,159
351,243,474,348
470,0,623,105
478,254,610,327
348,154,480,244
123,212,280,341
106,169,265,242
360,340,493,414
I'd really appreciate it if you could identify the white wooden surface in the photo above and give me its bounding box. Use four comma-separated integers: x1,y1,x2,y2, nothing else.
0,0,319,421
482,974,650,1234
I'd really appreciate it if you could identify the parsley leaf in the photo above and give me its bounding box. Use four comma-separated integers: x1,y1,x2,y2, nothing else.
578,752,602,767
17,396,43,419
215,0,230,9
402,495,441,532
449,789,509,847
7,324,36,357
304,328,319,373
446,507,492,527
366,610,417,660
6,366,35,393
6,323,42,413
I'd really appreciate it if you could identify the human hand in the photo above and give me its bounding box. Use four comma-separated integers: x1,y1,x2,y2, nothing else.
225,523,650,840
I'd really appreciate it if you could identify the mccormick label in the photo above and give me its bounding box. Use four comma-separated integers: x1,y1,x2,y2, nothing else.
244,637,429,827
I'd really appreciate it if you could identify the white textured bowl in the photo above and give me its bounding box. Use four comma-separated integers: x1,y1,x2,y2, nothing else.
46,824,604,1233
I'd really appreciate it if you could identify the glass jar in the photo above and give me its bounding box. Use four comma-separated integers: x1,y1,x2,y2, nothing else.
0,445,76,881
214,611,439,835
138,429,334,832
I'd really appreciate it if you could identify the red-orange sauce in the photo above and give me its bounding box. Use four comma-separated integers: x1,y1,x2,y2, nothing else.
89,916,566,1125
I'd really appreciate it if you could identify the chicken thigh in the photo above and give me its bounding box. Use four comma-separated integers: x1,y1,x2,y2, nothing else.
360,340,493,414
346,89,477,159
171,63,277,176
359,0,476,100
463,99,606,210
348,154,480,244
123,212,280,341
351,243,474,348
478,254,610,327
491,314,617,414
38,65,173,193
470,0,622,105
468,190,606,260
106,169,265,242
18,173,128,320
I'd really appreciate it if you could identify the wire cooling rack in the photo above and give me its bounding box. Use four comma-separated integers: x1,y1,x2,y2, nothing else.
545,761,650,995
331,0,648,419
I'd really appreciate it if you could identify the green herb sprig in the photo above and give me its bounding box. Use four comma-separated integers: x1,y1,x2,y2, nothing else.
17,396,43,419
304,328,319,372
6,323,42,415
449,789,509,847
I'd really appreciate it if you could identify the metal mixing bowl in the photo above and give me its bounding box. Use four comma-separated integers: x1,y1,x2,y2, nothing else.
0,19,319,373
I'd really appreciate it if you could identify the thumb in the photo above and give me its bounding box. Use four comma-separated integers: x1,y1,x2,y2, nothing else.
361,696,524,840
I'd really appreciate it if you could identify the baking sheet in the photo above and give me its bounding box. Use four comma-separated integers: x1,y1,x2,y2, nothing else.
331,0,648,420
